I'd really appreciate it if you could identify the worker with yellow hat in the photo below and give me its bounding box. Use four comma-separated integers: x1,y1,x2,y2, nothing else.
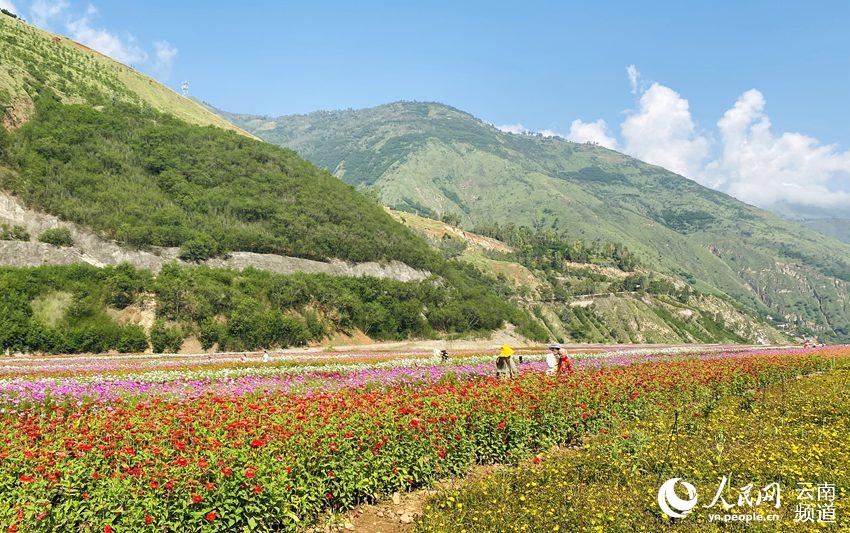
496,344,518,379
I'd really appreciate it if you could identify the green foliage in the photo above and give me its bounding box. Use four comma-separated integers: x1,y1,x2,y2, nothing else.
0,264,154,353
0,124,9,158
0,223,29,241
116,325,148,353
37,227,73,247
440,212,462,226
198,318,223,351
1,95,438,270
149,321,184,353
475,222,637,272
104,263,148,308
178,234,220,262
0,262,535,354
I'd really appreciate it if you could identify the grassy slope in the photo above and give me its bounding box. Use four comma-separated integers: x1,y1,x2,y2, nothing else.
391,209,786,345
219,101,850,341
0,15,243,133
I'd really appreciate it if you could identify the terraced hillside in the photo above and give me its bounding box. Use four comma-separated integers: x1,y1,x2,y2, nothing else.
219,101,850,341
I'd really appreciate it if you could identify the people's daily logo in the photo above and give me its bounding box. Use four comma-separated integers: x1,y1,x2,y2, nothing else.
657,476,836,524
657,478,698,518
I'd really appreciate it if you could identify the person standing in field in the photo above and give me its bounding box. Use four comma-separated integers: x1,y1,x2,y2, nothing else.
496,344,518,379
545,343,560,375
555,344,574,375
263,349,270,363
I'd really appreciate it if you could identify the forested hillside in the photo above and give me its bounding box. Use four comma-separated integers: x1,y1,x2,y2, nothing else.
0,16,543,353
220,101,850,341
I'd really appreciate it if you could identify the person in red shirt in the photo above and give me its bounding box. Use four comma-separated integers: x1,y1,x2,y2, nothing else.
554,344,574,375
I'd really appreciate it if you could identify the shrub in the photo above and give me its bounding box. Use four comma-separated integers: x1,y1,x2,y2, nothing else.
150,322,184,353
38,227,73,247
104,263,147,308
198,318,222,351
178,234,220,262
116,325,149,353
0,223,29,241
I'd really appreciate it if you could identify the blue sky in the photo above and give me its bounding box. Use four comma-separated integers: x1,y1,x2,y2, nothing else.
5,0,850,212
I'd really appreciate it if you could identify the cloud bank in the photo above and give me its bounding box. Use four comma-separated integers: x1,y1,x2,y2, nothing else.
620,83,710,178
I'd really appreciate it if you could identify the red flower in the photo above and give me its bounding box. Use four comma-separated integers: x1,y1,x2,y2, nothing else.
18,475,34,483
149,481,159,489
244,468,256,479
205,512,216,522
532,456,542,464
409,418,421,428
205,482,215,491
250,438,265,448
104,526,113,533
191,493,203,504
497,421,506,430
221,467,232,476
253,484,262,495
144,516,153,524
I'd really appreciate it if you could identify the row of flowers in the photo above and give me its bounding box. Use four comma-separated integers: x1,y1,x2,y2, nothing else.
0,346,780,407
1,346,846,531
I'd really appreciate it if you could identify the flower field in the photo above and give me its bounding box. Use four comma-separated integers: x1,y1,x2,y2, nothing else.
0,345,847,531
418,356,849,531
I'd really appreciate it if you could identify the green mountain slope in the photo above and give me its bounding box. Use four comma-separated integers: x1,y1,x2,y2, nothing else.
801,219,850,244
0,14,243,133
0,16,433,268
0,17,541,353
218,101,850,341
391,209,787,345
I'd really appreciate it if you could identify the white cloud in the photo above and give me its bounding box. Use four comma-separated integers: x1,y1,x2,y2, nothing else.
153,40,178,79
496,124,566,139
621,82,710,178
0,0,18,15
66,6,147,64
705,89,850,209
626,64,639,94
566,119,618,149
496,123,528,134
29,0,68,27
